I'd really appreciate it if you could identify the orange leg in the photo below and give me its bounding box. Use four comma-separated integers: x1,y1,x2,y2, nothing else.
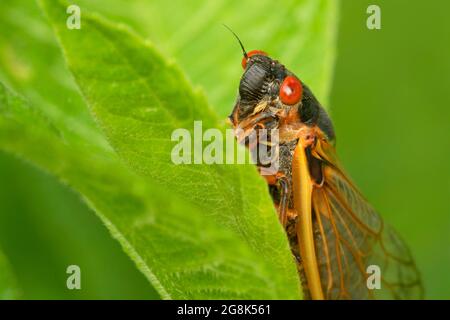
262,171,291,228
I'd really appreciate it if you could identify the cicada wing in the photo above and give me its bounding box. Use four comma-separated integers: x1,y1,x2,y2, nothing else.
310,135,424,299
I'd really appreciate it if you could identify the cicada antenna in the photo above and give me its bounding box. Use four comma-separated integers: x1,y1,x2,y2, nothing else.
223,24,248,59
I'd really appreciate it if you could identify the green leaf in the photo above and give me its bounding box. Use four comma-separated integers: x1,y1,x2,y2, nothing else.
0,79,299,299
0,1,158,299
39,0,302,298
0,249,20,299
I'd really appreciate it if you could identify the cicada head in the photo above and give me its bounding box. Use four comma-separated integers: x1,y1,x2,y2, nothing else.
230,51,304,125
229,49,335,143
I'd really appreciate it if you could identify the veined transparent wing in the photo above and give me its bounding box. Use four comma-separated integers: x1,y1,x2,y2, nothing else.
309,131,424,299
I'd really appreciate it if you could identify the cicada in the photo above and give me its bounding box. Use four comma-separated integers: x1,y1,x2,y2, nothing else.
228,39,423,300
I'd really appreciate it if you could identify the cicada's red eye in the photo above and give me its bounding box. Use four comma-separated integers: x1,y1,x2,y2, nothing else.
279,76,303,105
241,50,267,69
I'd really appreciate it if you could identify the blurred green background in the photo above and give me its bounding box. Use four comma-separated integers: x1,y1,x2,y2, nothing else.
331,0,450,299
0,0,449,299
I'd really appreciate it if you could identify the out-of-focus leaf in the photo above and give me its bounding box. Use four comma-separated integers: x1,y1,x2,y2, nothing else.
0,152,158,299
0,0,108,151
